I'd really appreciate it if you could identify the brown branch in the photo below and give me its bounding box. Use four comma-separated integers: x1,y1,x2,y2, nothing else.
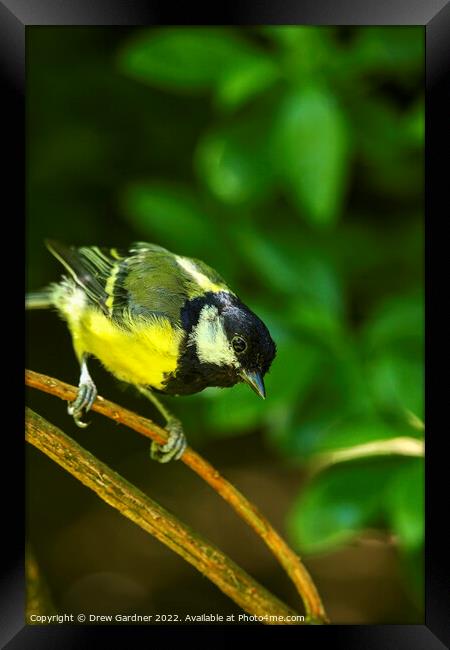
26,407,301,624
25,369,328,623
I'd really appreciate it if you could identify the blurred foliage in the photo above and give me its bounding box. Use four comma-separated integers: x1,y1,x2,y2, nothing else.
28,27,424,608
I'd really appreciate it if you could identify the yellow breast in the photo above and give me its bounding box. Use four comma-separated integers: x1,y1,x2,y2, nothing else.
72,307,184,389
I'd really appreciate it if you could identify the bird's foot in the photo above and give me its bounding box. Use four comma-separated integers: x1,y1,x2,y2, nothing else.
150,417,187,463
67,378,97,428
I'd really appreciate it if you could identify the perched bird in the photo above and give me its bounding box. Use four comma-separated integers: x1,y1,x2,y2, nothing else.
26,241,276,462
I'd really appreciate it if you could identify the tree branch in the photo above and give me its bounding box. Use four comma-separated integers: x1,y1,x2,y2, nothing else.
25,369,328,623
26,407,301,624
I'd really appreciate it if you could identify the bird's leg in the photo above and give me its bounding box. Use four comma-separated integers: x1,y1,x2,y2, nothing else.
136,386,187,463
67,354,97,428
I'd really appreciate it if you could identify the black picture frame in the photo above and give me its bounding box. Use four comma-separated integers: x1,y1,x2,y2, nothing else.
3,0,448,646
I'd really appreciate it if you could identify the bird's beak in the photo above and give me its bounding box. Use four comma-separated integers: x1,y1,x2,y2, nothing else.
240,369,266,399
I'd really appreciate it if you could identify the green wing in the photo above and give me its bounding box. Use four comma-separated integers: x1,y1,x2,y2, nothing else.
124,243,192,322
47,240,230,325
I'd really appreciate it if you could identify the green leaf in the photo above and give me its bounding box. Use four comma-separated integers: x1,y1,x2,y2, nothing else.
282,250,344,338
275,86,350,226
363,293,424,355
260,27,334,82
121,181,216,255
261,26,310,48
387,458,424,551
215,56,279,111
233,228,343,320
352,98,423,200
288,302,343,341
232,229,300,293
296,417,419,459
388,459,425,605
367,356,424,419
265,337,323,408
287,462,394,554
405,99,424,146
119,28,273,97
195,112,274,205
271,410,337,459
348,27,424,76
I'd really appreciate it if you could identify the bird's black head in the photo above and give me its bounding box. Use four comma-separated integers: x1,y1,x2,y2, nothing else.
219,294,276,398
175,291,276,398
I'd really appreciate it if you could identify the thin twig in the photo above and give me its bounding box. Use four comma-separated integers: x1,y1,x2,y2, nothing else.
25,369,328,623
311,436,424,474
26,407,301,624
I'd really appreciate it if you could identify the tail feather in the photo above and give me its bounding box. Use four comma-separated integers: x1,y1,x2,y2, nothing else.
25,289,53,310
45,239,109,314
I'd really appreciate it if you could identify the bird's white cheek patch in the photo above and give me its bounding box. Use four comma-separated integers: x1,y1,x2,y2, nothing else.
189,305,237,367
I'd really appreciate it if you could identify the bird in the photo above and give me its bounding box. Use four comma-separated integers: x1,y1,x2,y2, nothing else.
26,241,277,463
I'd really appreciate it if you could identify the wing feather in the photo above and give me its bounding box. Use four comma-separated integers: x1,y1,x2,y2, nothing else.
47,240,231,327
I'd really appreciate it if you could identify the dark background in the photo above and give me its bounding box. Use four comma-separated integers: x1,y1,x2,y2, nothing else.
26,26,424,623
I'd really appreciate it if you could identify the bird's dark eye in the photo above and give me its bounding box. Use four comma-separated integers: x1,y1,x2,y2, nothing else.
232,335,247,354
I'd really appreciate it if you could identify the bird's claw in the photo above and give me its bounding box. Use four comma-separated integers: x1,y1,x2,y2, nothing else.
68,380,97,428
150,418,187,463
